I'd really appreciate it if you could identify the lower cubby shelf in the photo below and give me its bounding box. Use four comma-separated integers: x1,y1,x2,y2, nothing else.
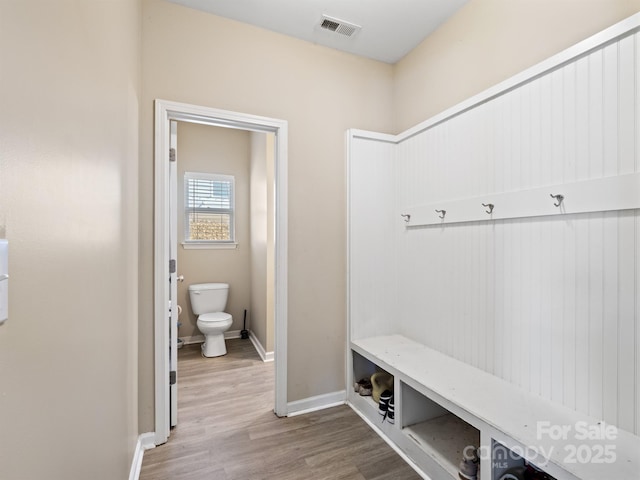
401,381,480,478
404,414,480,477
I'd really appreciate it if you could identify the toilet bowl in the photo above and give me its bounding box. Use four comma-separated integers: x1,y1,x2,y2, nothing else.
188,283,232,357
196,313,232,357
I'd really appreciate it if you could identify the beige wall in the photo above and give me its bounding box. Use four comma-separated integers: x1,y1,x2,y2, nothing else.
139,0,395,430
265,133,275,353
177,122,252,337
393,0,640,132
250,132,275,352
0,1,140,479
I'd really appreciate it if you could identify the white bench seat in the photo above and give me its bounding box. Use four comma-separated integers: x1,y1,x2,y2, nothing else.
351,334,640,480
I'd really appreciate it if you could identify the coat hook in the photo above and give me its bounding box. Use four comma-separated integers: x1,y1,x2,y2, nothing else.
482,203,494,214
400,214,411,223
435,209,446,219
550,193,564,207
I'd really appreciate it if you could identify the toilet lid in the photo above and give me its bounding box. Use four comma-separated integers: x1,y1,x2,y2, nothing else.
198,312,232,323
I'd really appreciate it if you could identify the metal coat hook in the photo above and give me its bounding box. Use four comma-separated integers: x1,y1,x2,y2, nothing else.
435,209,446,219
550,193,564,207
482,203,494,214
400,214,411,223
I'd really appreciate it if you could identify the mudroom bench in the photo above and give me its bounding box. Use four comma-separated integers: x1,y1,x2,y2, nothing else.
348,335,640,480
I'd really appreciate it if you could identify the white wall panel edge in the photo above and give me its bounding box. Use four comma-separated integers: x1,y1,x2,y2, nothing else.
348,128,399,143
346,132,398,342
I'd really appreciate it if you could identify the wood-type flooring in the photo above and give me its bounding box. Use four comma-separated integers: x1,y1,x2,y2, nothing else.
139,339,420,480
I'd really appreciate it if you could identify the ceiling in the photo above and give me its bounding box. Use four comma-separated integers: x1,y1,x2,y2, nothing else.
167,0,469,64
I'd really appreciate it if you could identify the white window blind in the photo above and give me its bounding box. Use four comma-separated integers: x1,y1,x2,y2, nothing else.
184,172,235,243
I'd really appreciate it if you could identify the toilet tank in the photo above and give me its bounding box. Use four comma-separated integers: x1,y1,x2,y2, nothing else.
188,283,229,315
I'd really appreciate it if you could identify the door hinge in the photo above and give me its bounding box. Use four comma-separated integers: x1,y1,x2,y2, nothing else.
169,259,176,274
170,370,177,385
169,147,176,162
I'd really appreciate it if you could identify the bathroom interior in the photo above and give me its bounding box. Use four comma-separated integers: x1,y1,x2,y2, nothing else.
176,121,275,363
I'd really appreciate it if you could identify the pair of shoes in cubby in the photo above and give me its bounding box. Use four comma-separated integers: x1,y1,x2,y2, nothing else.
354,377,372,396
378,389,394,424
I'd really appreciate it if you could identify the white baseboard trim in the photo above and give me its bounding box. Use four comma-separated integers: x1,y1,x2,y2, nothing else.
129,432,156,480
225,329,241,339
180,330,241,346
347,402,430,480
182,331,273,362
181,334,204,345
249,330,274,362
287,390,346,417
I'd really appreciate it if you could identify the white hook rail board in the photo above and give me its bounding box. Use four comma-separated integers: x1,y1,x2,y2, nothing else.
402,172,640,227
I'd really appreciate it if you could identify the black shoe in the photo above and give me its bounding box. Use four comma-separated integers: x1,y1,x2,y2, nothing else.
378,389,392,416
386,395,395,424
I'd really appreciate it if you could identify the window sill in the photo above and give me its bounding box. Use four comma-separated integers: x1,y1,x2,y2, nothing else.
182,242,238,250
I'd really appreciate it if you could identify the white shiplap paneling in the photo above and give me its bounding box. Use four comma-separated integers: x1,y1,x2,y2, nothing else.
349,25,639,434
395,31,639,433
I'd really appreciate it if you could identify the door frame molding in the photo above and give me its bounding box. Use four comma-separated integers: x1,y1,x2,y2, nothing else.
153,99,289,444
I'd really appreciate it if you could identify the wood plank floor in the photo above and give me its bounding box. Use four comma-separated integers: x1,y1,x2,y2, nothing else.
140,339,421,480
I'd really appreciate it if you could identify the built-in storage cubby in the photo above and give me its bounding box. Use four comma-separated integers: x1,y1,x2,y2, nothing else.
350,349,398,438
492,440,559,480
401,382,480,478
352,349,378,388
351,350,393,412
492,439,526,480
349,335,640,480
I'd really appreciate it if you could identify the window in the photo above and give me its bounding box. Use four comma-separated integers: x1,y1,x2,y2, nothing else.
184,172,235,244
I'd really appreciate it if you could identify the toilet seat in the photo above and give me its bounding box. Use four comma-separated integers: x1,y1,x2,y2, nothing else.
198,312,232,323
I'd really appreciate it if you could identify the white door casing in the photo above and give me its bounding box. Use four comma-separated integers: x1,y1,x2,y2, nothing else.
154,100,289,445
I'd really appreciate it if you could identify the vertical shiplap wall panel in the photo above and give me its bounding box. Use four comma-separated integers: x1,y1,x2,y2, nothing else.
601,38,621,429
617,34,637,434
574,55,591,417
587,47,606,423
392,31,639,433
348,137,397,341
635,31,640,438
602,212,619,426
562,61,578,411
618,210,637,433
574,214,590,416
587,213,604,421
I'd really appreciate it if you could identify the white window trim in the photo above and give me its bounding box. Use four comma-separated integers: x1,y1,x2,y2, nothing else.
184,172,236,245
181,242,238,250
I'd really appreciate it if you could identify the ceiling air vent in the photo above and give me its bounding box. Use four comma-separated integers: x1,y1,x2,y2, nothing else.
319,15,361,37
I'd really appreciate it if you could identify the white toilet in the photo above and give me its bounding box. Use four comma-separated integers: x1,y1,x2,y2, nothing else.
188,283,233,357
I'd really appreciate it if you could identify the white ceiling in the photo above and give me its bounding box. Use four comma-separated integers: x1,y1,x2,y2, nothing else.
167,0,469,64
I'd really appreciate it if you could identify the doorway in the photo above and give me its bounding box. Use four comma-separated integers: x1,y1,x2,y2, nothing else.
153,100,288,445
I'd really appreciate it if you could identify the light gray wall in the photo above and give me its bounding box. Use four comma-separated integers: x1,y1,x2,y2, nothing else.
177,122,252,336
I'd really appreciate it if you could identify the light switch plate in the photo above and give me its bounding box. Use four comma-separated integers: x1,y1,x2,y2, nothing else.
0,240,7,325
